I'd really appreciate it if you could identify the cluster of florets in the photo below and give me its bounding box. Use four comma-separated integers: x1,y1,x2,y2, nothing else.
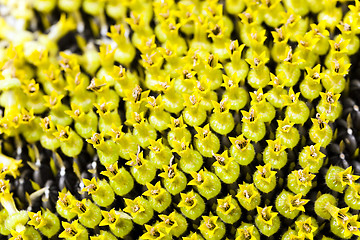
0,0,360,239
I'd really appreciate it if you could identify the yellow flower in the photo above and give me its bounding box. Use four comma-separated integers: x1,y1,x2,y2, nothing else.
94,98,116,116
282,87,300,106
303,144,325,163
311,113,329,130
82,177,99,195
241,108,261,124
344,215,360,237
143,182,166,199
271,26,289,43
239,8,260,25
194,124,212,140
178,190,198,210
229,134,250,151
296,32,320,51
177,2,195,26
126,151,147,169
141,224,168,240
53,125,71,141
235,225,257,240
236,183,259,204
245,51,269,68
310,21,329,38
125,12,148,33
295,217,317,240
250,88,268,105
0,178,10,195
123,197,146,216
40,116,56,133
111,65,127,82
9,229,26,240
305,64,323,83
153,1,176,21
42,64,62,84
99,209,131,227
196,76,212,93
158,211,179,234
247,28,267,47
70,199,91,216
212,150,234,170
255,163,277,183
28,211,47,229
140,51,164,69
256,206,278,226
0,153,22,178
329,58,351,76
160,17,182,37
108,123,124,138
188,169,206,187
217,195,236,215
172,137,191,154
65,73,89,96
338,166,360,187
159,163,179,182
137,36,157,55
124,85,150,104
329,37,350,53
58,220,84,239
57,189,75,209
207,21,227,40
149,138,165,152
266,139,287,156
18,109,34,126
222,73,242,89
288,194,309,212
227,40,246,57
86,132,105,148
146,95,165,111
44,91,64,109
101,162,120,179
64,103,85,120
199,215,220,238
331,207,350,225
183,92,202,108
205,2,223,20
293,167,315,187
21,79,40,96
99,44,115,66
212,98,231,114
107,24,127,44
183,232,203,240
0,111,21,136
182,49,202,69
59,51,80,75
205,53,223,70
125,111,146,126
281,9,301,28
28,48,49,67
277,117,295,133
168,116,186,130
87,77,109,93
